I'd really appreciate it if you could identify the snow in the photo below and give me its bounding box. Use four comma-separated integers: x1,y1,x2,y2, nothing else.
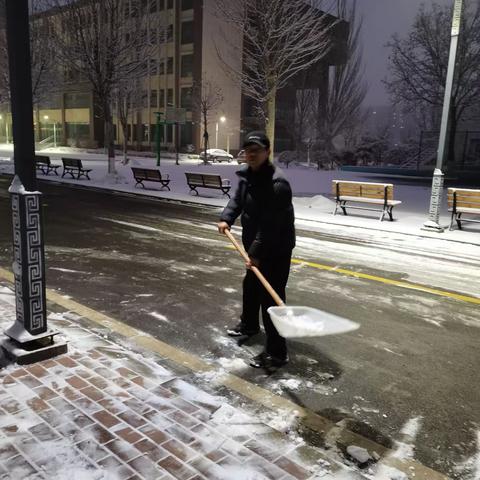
7,175,41,195
1,145,479,249
347,445,372,464
268,306,360,338
148,311,169,323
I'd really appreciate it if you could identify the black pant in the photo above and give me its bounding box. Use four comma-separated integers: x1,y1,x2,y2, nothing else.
241,253,291,359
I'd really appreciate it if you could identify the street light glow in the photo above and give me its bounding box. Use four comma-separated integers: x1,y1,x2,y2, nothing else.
43,115,49,120
220,116,226,123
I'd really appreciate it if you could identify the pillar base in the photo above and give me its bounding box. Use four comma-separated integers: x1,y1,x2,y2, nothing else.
421,220,445,233
1,326,67,365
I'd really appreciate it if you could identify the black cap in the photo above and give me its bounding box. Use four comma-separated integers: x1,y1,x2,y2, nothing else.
242,131,270,149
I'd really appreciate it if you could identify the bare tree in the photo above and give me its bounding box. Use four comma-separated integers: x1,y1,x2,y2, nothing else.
215,0,337,157
318,0,367,153
0,4,56,108
384,1,480,163
47,0,153,176
192,78,224,164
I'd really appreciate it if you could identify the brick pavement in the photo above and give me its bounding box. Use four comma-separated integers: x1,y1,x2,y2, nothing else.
0,284,364,480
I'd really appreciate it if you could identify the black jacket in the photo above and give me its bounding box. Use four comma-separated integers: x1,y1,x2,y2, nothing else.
220,162,295,259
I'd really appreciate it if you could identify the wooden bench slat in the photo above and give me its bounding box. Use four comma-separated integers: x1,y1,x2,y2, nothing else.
448,187,480,230
185,172,231,198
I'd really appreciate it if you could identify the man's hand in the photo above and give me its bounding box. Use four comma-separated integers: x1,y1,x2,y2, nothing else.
217,221,230,234
246,257,260,269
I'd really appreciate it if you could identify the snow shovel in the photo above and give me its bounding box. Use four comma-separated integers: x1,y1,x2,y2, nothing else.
224,229,360,338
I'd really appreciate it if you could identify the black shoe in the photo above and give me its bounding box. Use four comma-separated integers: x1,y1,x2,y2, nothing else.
249,352,289,369
227,322,260,337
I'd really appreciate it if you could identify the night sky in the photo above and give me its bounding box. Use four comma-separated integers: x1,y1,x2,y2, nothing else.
358,0,452,106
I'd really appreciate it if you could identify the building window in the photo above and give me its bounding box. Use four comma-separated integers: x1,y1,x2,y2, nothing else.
142,124,149,141
149,28,157,45
159,0,164,9
160,25,173,43
159,57,174,75
142,90,148,108
167,88,173,106
181,54,193,78
150,90,158,108
159,89,165,107
150,0,158,13
166,124,173,143
180,87,192,110
65,93,90,108
167,0,173,9
181,0,194,10
181,21,194,45
180,122,193,147
149,58,158,75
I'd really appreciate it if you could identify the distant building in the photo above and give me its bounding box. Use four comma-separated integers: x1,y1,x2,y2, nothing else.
0,0,348,154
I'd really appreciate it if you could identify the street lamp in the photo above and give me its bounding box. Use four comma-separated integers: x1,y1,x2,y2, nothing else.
423,0,463,232
215,116,226,149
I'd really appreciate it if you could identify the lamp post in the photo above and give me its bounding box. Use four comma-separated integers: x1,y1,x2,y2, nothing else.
215,116,226,149
0,114,9,144
2,0,66,364
423,0,463,232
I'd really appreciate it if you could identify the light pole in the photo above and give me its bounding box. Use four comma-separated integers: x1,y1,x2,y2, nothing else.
2,0,66,364
215,116,226,149
423,0,463,232
0,114,9,144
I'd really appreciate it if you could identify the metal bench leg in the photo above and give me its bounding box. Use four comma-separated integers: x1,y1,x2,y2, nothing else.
333,202,339,216
379,208,386,222
222,189,231,198
388,206,394,221
189,186,198,195
456,213,462,230
449,211,456,231
135,181,144,188
340,201,347,216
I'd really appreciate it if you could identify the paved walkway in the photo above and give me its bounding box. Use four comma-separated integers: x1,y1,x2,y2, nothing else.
0,284,365,480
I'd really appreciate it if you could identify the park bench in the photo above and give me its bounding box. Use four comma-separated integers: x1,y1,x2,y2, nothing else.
131,167,170,190
61,157,92,180
185,172,231,198
448,188,480,230
35,155,60,176
332,180,402,221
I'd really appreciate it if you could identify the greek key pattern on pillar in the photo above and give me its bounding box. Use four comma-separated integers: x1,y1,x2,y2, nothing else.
11,191,47,334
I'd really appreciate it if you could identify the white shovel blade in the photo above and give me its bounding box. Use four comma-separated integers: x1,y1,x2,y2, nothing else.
268,306,359,339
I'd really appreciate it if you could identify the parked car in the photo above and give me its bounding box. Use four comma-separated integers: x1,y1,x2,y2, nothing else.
236,149,246,164
199,149,234,163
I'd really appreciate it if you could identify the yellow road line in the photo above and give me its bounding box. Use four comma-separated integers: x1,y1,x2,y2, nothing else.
0,266,448,480
290,258,480,305
226,244,480,305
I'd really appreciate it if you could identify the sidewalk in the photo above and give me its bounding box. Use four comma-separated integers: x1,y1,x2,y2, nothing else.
1,146,479,248
0,283,367,480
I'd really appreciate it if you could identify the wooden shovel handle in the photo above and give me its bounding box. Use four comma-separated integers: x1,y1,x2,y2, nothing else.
224,229,285,307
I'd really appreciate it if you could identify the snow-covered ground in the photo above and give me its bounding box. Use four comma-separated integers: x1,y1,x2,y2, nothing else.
1,144,478,247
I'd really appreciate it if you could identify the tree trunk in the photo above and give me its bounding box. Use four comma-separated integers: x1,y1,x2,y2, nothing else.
104,103,116,174
203,110,208,165
266,83,277,160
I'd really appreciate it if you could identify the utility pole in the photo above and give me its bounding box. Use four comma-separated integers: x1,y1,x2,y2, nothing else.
2,0,66,364
423,0,463,232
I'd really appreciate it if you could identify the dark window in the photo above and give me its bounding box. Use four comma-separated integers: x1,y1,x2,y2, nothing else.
167,57,173,74
167,89,173,106
142,90,148,108
181,21,194,44
159,0,164,9
141,0,149,11
167,0,173,9
159,89,165,107
180,87,192,110
149,58,157,75
149,28,157,45
181,0,194,10
150,0,158,12
142,124,149,141
150,89,158,108
181,54,193,77
64,93,90,109
180,122,193,146
166,124,173,142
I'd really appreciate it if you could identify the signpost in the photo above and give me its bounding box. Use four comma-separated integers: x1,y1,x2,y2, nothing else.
423,0,463,232
166,107,186,166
